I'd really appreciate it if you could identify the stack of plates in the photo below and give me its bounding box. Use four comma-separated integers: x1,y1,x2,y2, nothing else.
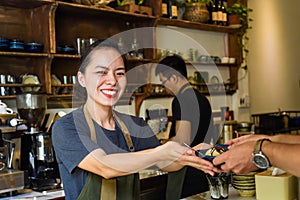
232,172,257,197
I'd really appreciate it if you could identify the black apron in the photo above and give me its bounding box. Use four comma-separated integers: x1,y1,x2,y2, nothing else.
77,105,139,200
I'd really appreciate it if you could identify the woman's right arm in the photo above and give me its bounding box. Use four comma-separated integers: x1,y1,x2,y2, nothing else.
78,141,219,179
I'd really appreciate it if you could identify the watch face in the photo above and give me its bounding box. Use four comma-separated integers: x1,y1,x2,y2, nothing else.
253,154,269,169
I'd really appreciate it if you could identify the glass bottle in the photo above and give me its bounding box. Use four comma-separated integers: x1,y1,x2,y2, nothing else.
211,0,218,25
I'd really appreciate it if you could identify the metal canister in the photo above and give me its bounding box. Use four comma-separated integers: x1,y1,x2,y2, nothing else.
219,120,238,143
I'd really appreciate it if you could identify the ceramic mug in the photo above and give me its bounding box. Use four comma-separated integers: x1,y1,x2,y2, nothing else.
0,107,13,114
0,100,13,114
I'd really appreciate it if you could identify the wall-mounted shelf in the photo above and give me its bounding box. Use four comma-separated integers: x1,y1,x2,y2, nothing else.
0,0,244,113
156,18,241,33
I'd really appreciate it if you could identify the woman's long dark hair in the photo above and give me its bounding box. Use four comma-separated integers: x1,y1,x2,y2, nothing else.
72,39,128,107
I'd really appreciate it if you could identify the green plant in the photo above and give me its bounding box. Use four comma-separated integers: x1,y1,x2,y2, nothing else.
227,2,253,65
227,2,253,30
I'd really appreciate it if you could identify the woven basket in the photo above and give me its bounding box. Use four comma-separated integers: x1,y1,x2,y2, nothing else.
183,3,209,23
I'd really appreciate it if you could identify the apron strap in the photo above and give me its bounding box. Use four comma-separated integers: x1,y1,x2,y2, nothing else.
178,83,193,95
113,111,135,152
83,104,135,200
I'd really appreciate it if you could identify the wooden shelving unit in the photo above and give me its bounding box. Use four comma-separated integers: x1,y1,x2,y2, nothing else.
0,0,243,111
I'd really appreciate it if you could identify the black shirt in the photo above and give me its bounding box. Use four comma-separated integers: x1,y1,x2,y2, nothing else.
169,83,212,146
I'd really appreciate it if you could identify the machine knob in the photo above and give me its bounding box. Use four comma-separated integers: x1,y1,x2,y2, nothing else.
0,153,6,170
0,152,6,160
9,118,25,127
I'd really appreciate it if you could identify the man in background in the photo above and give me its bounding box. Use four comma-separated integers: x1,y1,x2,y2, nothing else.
156,55,212,199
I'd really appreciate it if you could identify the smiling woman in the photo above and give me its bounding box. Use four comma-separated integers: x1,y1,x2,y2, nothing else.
77,48,127,108
52,39,220,200
72,40,128,107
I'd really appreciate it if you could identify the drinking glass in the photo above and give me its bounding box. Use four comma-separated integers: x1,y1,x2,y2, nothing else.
206,173,230,199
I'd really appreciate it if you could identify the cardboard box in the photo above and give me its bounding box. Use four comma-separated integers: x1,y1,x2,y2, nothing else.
255,170,298,200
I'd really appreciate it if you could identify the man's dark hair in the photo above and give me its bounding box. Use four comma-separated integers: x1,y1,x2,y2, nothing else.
155,54,187,79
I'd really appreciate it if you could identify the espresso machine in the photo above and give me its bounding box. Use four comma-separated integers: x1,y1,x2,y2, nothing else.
16,93,60,191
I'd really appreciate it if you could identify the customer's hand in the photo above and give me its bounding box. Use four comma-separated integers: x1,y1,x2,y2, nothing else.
213,140,259,174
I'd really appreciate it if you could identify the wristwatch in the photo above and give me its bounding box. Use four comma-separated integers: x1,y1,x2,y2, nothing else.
252,138,271,169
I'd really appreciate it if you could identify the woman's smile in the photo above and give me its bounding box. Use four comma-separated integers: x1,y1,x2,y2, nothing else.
101,88,118,98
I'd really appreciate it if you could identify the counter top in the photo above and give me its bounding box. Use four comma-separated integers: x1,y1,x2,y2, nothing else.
0,170,165,200
183,186,256,200
0,189,65,200
2,187,254,200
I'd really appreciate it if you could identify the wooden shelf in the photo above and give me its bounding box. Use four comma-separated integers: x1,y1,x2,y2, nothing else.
52,84,74,87
156,18,242,33
186,61,238,67
56,1,156,20
53,54,80,59
0,51,49,57
0,0,244,111
48,94,73,98
0,0,53,9
0,84,42,87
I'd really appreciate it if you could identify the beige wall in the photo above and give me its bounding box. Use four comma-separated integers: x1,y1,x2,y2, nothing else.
248,0,300,114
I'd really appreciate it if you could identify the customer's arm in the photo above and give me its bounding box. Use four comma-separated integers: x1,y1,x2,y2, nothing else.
269,134,300,144
227,134,300,146
213,137,300,177
261,140,300,177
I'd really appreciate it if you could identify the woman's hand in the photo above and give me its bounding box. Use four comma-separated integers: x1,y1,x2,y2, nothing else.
157,141,221,176
177,151,221,176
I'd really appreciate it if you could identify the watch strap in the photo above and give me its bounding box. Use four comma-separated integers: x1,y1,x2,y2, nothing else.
254,138,271,154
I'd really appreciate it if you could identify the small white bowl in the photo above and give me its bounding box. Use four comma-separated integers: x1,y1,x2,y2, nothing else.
221,57,229,63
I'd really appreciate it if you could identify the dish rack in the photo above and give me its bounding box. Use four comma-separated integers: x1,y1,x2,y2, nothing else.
251,111,300,134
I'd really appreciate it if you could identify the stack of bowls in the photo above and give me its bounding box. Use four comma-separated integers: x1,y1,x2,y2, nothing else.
9,39,25,51
232,172,257,197
0,38,10,51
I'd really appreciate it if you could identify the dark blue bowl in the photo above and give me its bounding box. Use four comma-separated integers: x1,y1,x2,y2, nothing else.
63,45,75,54
56,44,63,53
25,42,43,53
0,43,9,51
0,38,9,43
0,38,10,51
9,39,24,51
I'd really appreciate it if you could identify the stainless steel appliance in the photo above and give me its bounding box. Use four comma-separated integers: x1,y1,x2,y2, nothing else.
0,113,24,195
0,140,24,194
16,93,60,191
